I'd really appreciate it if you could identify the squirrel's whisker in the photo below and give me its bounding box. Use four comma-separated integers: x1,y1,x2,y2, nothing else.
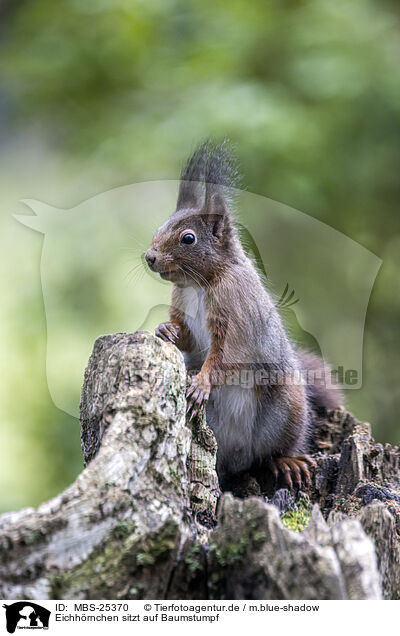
182,263,211,291
124,262,145,284
126,233,147,250
177,264,199,288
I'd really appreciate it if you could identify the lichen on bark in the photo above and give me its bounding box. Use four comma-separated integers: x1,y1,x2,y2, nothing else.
0,331,399,600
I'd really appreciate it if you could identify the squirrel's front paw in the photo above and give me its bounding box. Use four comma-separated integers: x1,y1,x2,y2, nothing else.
155,321,180,345
186,374,211,421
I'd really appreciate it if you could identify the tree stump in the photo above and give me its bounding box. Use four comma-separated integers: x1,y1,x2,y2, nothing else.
0,331,399,600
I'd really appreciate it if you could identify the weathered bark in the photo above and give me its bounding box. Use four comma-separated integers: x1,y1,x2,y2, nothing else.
0,331,399,600
0,332,192,599
80,332,220,531
207,496,381,600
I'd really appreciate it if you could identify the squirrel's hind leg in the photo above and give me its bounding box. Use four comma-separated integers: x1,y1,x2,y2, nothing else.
268,455,316,490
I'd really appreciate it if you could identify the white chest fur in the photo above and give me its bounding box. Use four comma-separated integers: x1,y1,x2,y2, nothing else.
177,284,258,474
180,285,211,355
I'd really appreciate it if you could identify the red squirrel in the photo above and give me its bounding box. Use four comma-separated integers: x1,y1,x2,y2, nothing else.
145,141,343,488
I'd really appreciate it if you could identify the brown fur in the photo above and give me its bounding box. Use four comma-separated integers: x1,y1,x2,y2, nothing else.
145,142,343,486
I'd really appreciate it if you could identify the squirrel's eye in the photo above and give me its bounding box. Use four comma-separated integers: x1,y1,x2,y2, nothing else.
180,232,196,245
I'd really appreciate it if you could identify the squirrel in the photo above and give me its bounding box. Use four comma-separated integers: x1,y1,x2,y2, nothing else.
145,141,343,489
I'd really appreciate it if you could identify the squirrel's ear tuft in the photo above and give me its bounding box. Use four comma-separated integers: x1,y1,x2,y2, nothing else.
208,193,230,240
175,139,240,214
210,214,225,240
209,192,227,217
176,143,208,211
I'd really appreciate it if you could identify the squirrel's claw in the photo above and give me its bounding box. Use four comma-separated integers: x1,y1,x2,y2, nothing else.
268,455,316,490
155,322,179,345
186,375,210,420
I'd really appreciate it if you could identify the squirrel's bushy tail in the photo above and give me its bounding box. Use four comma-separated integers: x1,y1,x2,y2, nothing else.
297,349,344,412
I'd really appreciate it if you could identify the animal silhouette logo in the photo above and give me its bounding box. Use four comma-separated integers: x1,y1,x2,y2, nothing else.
3,602,50,633
14,182,381,416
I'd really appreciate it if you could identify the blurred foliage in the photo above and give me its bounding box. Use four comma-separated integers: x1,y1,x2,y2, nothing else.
0,0,399,512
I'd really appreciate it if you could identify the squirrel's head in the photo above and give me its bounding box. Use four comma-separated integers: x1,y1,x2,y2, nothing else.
145,141,242,286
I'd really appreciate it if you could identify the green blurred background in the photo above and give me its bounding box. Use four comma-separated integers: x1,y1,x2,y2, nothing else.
0,0,399,513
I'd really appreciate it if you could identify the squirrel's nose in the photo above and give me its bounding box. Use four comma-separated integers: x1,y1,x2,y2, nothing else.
145,250,157,268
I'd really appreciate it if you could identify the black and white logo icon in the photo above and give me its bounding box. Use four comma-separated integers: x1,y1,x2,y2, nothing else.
3,602,50,634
